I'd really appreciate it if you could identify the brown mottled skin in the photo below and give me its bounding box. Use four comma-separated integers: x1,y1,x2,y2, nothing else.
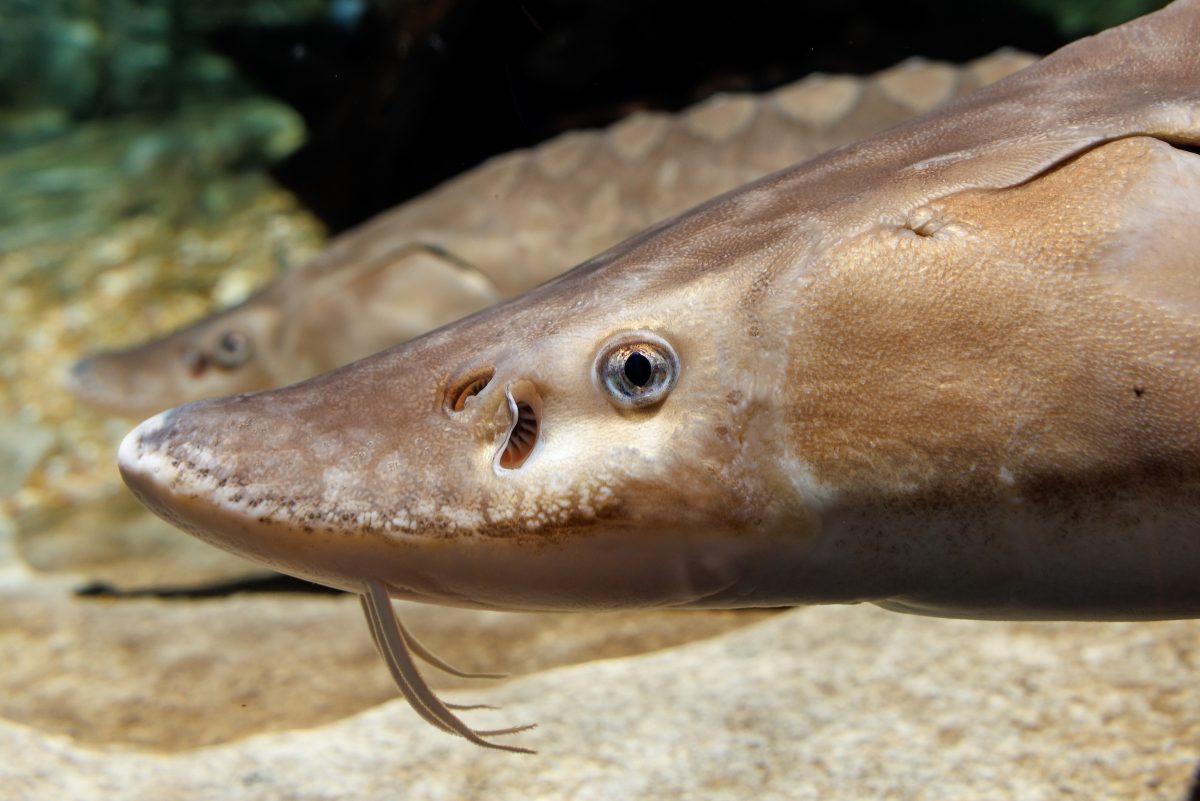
120,1,1200,751
70,52,1034,418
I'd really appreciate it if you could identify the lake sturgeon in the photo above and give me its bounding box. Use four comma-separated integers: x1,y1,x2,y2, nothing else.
118,0,1200,752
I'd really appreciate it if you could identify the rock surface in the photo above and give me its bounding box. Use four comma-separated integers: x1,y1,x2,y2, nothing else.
0,419,56,498
2,590,1198,801
0,579,775,751
14,493,267,591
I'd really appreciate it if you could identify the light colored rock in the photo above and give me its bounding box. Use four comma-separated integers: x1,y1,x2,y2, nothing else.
0,580,774,751
0,419,56,498
0,511,26,581
15,492,268,590
2,604,1198,800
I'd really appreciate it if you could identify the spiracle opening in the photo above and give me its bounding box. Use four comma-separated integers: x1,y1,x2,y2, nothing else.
446,368,495,412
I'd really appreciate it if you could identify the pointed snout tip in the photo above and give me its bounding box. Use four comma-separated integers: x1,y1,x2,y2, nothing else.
66,352,151,418
67,354,90,382
117,408,177,503
63,355,96,400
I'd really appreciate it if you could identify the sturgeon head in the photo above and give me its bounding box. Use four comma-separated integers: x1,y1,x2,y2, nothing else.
70,243,500,418
116,220,807,609
119,1,1200,751
69,291,286,419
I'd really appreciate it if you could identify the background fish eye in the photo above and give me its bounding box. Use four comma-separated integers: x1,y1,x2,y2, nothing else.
211,330,253,369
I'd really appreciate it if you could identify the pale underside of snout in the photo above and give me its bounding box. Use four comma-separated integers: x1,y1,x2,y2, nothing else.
116,403,787,611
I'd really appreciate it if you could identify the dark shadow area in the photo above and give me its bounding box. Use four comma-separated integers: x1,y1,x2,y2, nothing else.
75,573,344,599
209,0,1084,233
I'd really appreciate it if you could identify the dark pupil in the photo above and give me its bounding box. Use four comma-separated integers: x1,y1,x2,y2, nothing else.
219,333,242,353
623,351,653,387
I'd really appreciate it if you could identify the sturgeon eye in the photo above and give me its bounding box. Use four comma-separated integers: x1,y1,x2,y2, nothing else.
212,330,252,369
597,336,679,408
